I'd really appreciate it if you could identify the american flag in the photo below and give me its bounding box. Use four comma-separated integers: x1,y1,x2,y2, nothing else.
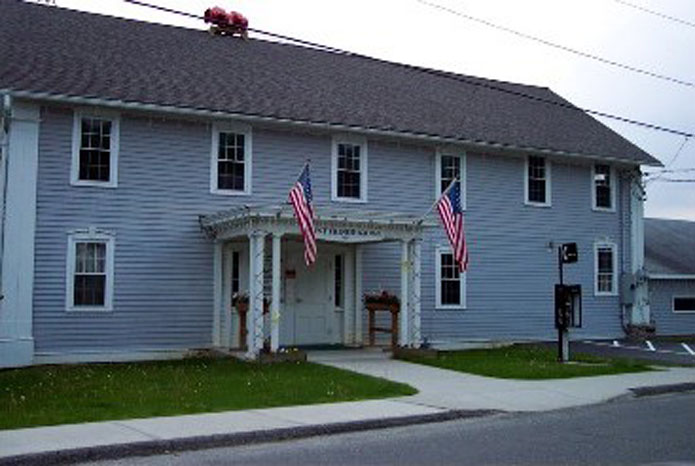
437,180,469,272
288,163,317,266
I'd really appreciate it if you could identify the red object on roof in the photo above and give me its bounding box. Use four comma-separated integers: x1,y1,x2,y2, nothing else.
204,6,228,26
204,6,248,35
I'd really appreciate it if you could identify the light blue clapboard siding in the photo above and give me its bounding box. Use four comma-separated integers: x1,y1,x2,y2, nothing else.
650,279,695,335
33,104,632,354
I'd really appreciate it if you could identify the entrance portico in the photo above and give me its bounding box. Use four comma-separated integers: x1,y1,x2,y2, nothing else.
200,205,432,359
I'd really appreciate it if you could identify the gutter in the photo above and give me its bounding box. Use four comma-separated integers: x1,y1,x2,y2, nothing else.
0,93,10,299
2,88,662,167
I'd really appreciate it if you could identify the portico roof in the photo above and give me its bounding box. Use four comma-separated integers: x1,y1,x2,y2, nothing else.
199,205,435,242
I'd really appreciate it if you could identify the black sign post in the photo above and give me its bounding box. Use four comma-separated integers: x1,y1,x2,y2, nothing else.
556,243,581,363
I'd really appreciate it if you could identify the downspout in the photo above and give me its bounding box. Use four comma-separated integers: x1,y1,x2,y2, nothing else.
0,93,11,299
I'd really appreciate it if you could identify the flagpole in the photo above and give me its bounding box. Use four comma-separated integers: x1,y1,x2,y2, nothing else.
415,177,458,225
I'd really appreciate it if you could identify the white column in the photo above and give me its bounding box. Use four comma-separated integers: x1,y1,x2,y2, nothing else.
212,241,223,347
399,240,410,347
270,233,282,352
247,232,266,358
354,244,364,345
343,247,355,345
629,174,650,325
0,102,39,368
410,239,422,348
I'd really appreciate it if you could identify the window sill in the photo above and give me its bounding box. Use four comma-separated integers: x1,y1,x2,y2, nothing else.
70,180,117,188
211,188,251,196
66,306,113,313
524,200,551,208
331,196,367,204
592,206,616,213
594,292,618,297
435,305,467,310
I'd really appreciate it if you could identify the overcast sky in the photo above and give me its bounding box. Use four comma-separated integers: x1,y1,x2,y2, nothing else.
43,0,695,219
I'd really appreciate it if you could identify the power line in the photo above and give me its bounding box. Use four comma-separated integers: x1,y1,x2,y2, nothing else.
416,0,695,88
612,0,695,29
120,0,693,138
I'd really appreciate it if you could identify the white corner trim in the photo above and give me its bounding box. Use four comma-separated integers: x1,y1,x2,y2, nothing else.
65,231,115,312
331,134,368,203
435,245,467,310
523,155,552,207
70,110,120,188
210,122,253,196
591,163,616,212
435,148,467,210
0,101,40,368
594,241,618,296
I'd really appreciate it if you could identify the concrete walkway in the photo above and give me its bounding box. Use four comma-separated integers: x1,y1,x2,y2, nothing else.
309,349,695,412
1,349,694,464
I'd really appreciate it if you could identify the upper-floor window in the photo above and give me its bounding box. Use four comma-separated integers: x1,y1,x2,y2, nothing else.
332,136,367,202
593,164,614,211
436,150,466,209
595,242,617,296
211,123,252,195
66,231,115,311
525,155,551,206
71,112,119,187
436,247,466,309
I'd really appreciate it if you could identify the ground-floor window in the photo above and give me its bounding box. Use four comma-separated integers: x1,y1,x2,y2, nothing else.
436,247,466,309
673,297,695,313
594,242,617,296
66,232,114,311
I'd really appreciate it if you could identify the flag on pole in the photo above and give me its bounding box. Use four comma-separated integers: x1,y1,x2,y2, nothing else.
436,180,469,272
288,163,317,266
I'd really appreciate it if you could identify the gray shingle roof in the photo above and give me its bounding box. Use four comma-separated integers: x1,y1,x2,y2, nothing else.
645,218,695,275
0,0,658,165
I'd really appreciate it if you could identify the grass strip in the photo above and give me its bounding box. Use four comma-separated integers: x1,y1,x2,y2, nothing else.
0,358,416,430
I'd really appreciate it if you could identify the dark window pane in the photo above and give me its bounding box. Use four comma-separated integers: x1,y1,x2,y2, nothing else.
231,251,240,295
74,275,106,306
595,164,612,208
78,118,112,182
334,255,343,307
336,143,362,199
674,297,695,312
527,156,546,203
217,132,246,190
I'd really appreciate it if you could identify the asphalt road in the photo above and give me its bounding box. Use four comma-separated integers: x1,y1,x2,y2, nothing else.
82,392,695,466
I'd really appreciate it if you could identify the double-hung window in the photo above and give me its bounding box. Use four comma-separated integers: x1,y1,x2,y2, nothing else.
211,124,252,195
593,164,615,211
436,247,466,309
71,112,119,187
66,232,115,311
436,150,466,208
525,156,550,206
594,242,617,296
332,136,367,202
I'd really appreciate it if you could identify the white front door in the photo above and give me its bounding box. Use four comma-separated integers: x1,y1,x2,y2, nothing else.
283,243,333,346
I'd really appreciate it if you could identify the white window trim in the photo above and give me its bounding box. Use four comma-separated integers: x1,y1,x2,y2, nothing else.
331,135,368,203
65,230,115,312
672,296,695,314
71,111,120,188
435,148,467,210
524,155,552,207
591,164,616,212
594,241,618,297
435,246,467,310
210,122,253,196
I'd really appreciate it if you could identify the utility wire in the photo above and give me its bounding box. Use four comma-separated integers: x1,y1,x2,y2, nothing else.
417,0,695,88
121,0,693,138
612,0,695,29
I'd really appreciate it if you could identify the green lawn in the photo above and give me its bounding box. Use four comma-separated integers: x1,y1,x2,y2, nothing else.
0,358,416,430
396,344,654,380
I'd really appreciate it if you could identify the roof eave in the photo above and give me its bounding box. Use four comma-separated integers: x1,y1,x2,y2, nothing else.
3,88,661,166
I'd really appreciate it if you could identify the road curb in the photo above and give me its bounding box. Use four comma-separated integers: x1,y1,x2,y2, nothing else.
0,409,501,466
630,382,695,397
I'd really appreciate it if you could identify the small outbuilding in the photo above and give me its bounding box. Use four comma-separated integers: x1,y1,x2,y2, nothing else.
645,218,695,336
